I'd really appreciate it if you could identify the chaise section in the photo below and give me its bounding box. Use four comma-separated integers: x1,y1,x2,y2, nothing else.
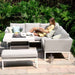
42,37,73,60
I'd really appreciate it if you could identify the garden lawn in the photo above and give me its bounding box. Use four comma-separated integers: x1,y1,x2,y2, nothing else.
0,31,5,42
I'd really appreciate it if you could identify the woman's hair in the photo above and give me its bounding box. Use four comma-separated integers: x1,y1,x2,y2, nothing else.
49,18,55,26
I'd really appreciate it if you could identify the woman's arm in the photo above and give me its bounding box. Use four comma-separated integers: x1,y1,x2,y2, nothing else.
39,27,49,33
39,25,54,33
30,27,38,32
45,25,54,32
48,25,54,32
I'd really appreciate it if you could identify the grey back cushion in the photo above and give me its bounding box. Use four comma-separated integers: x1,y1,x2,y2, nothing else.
46,30,55,38
54,26,69,38
25,23,40,32
54,23,60,30
10,23,25,33
40,23,50,29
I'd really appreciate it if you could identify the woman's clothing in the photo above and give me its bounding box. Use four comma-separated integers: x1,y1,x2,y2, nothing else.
38,24,55,37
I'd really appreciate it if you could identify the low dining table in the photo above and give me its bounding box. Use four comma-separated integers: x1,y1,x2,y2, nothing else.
3,33,35,48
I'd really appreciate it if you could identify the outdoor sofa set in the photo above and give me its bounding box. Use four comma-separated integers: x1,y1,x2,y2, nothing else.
1,23,73,69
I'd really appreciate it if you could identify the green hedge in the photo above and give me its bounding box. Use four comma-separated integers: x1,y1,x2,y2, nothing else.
0,31,5,42
71,40,75,56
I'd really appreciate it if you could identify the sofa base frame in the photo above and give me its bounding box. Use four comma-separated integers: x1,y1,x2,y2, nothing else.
44,52,71,60
2,58,38,70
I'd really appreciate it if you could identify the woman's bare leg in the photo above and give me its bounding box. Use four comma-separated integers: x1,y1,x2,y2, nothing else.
33,32,39,36
29,27,38,33
39,27,49,33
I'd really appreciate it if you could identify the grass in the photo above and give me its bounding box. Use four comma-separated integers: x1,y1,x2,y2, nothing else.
0,31,5,42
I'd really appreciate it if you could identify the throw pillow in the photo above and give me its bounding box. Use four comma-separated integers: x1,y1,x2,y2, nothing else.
20,27,23,32
46,30,55,38
53,34,61,39
7,27,12,33
12,26,21,33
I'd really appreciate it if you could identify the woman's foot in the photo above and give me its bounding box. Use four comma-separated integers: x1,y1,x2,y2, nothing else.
33,32,39,36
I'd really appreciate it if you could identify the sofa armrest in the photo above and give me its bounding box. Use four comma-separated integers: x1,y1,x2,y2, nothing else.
43,37,73,52
5,27,9,33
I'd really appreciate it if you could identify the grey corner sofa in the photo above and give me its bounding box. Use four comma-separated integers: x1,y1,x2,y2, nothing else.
5,23,73,60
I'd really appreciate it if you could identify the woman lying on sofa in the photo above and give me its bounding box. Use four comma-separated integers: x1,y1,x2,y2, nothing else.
30,18,55,37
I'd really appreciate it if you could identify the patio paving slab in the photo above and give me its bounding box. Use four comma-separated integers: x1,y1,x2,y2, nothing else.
0,52,75,75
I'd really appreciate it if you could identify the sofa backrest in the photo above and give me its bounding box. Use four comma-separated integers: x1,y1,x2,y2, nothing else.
10,22,60,32
25,23,60,32
40,23,49,29
10,23,25,33
54,26,69,38
25,23,40,32
54,23,60,30
10,23,69,39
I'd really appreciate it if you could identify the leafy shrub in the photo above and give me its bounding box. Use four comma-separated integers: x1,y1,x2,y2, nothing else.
0,1,74,29
70,26,75,39
71,40,75,56
0,31,5,41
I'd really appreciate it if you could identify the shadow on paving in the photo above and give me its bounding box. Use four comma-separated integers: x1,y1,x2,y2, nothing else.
0,61,34,68
0,61,1,68
72,61,75,65
47,53,65,59
38,51,65,59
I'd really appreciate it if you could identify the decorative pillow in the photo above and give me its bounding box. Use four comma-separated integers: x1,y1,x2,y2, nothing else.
7,27,12,33
20,27,23,32
12,26,21,33
10,23,25,32
53,34,61,39
46,30,55,38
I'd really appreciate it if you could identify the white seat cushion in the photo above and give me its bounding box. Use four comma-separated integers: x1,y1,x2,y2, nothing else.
34,36,42,41
53,34,61,39
1,49,38,59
